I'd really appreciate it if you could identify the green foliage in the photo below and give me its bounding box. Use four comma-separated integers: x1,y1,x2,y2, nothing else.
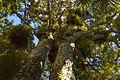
67,14,82,26
113,15,120,32
1,0,18,15
36,23,48,40
66,8,84,26
0,28,25,80
8,24,33,48
0,54,22,80
0,0,120,80
93,0,120,14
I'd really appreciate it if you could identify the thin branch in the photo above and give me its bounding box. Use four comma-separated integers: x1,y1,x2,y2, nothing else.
88,13,117,30
47,0,52,31
89,21,107,30
87,60,104,80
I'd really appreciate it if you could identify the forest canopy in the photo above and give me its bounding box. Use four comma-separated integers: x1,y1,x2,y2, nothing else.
0,0,120,80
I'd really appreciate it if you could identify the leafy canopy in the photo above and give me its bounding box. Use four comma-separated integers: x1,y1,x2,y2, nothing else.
0,0,120,80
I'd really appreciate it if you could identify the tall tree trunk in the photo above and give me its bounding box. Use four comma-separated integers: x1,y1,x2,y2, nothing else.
13,39,51,80
50,41,74,80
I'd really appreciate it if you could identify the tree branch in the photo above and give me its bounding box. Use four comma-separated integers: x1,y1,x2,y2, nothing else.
13,39,51,80
65,29,111,42
88,13,117,30
89,21,107,30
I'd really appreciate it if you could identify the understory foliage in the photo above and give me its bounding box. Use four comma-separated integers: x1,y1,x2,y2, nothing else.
0,0,120,80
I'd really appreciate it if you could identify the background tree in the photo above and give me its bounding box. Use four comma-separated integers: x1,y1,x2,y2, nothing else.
0,0,120,80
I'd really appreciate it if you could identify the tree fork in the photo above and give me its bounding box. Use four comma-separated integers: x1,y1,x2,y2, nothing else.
13,39,51,80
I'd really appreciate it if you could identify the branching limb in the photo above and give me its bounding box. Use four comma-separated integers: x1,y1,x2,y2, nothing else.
13,39,51,80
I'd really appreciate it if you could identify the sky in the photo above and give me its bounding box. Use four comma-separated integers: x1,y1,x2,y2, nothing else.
5,2,120,79
7,14,39,46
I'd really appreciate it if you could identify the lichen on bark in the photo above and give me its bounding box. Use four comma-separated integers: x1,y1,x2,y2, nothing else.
50,41,74,80
13,39,51,80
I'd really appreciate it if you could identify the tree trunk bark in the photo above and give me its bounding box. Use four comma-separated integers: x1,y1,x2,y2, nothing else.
50,41,74,80
13,39,51,80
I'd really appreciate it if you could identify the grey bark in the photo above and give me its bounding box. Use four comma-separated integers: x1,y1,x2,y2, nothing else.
50,41,74,80
12,28,110,80
13,39,51,80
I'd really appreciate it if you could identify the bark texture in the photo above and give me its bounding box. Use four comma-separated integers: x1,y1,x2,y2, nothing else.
13,39,51,80
50,41,74,80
